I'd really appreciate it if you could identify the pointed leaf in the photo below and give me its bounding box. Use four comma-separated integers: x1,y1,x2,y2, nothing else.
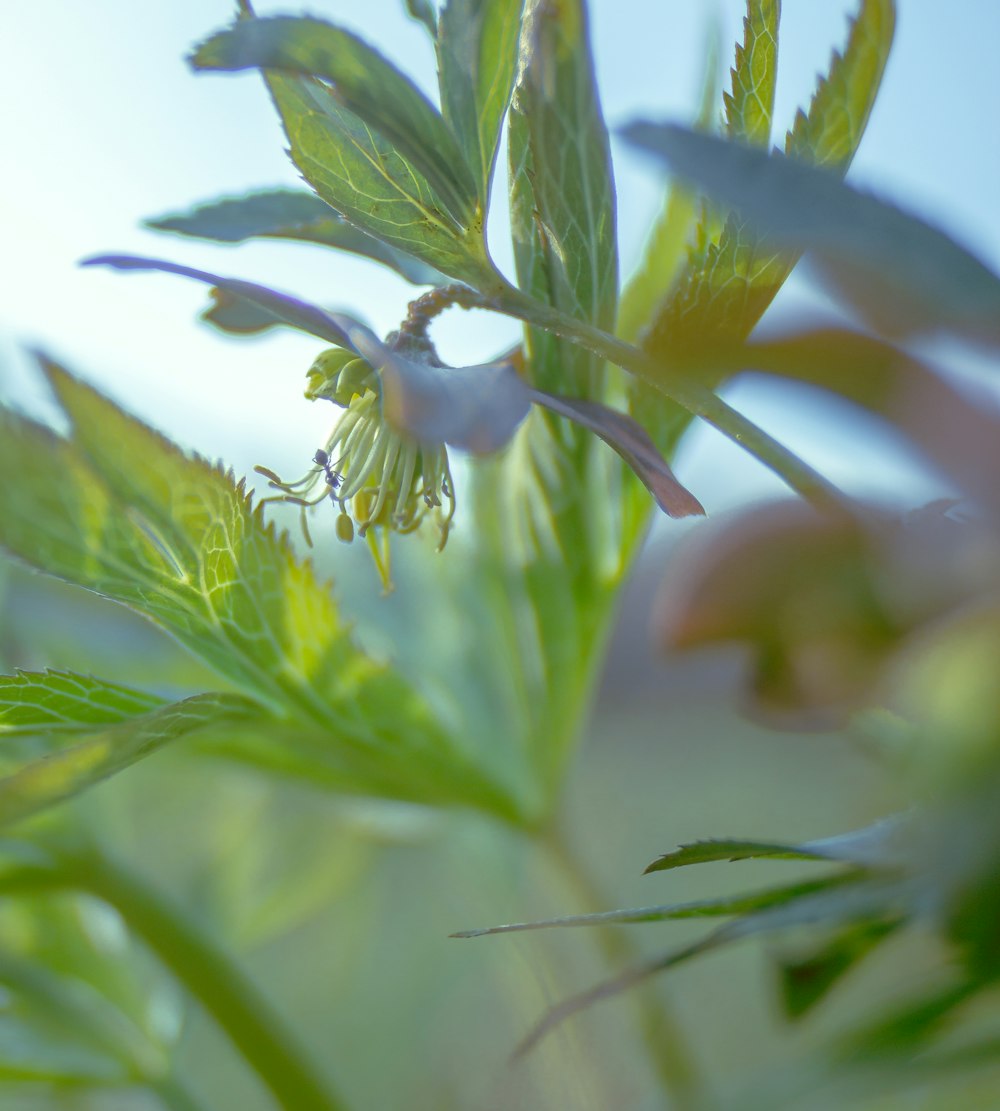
724,0,780,146
191,16,479,227
453,874,858,937
528,389,705,518
0,693,256,828
0,672,164,737
623,122,1000,344
508,0,617,395
645,837,833,874
786,0,895,167
404,0,438,37
643,0,894,364
437,0,524,198
777,916,901,1019
146,190,448,284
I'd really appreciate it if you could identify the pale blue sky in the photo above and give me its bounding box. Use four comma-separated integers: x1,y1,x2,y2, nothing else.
3,1,999,514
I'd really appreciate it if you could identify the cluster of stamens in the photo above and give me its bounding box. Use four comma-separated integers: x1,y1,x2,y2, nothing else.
255,346,455,586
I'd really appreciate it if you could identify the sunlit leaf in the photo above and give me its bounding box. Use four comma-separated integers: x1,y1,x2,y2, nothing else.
786,0,895,167
192,16,478,228
642,0,894,368
0,672,164,737
623,122,1000,344
437,0,524,199
146,190,448,284
723,0,779,146
0,693,255,828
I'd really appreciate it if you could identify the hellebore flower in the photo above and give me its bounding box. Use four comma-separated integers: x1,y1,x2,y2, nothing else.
82,255,704,585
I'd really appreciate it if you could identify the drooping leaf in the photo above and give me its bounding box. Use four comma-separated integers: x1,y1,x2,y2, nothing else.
83,255,354,348
0,693,256,828
623,122,1000,344
146,190,448,284
777,916,902,1019
0,672,164,737
723,0,780,146
528,389,705,518
453,874,860,937
642,0,895,369
436,0,524,199
786,0,895,166
191,16,479,229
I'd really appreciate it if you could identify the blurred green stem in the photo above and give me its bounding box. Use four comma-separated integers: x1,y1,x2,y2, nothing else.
541,822,706,1111
56,848,350,1111
490,281,848,513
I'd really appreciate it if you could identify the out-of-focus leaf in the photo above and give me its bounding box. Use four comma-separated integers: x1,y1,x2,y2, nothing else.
645,838,834,874
642,0,894,369
0,672,164,737
146,190,448,284
191,16,479,228
0,693,255,828
623,122,1000,344
786,0,895,166
436,0,524,199
777,916,901,1019
528,389,705,518
646,815,911,873
740,328,1000,513
200,287,289,335
454,874,862,937
723,0,779,145
404,0,438,37
83,255,354,348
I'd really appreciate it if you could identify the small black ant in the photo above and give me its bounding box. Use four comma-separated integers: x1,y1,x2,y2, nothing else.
313,449,342,492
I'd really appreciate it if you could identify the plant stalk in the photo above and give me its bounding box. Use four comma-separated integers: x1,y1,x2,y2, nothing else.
58,848,350,1111
541,822,706,1111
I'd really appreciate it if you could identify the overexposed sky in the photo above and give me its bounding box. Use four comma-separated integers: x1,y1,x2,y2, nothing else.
3,0,999,511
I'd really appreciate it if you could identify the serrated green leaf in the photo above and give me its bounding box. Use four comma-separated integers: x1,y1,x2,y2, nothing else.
192,16,479,230
777,916,901,1019
146,190,448,285
642,0,895,367
623,122,1000,344
0,672,164,737
724,0,779,146
454,874,859,937
0,362,527,819
0,693,255,828
437,0,524,200
786,0,895,167
645,837,832,874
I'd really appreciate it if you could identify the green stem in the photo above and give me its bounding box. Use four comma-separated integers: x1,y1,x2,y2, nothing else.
540,822,706,1111
56,848,350,1111
490,281,849,512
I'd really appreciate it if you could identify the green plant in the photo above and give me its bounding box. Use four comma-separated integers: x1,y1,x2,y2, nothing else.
5,0,1000,1107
